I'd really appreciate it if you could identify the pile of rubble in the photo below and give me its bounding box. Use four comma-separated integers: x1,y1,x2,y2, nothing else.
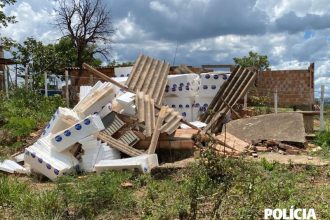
0,54,261,181
249,139,303,155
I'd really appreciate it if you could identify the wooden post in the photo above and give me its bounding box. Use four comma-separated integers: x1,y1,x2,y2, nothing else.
4,65,9,98
320,85,325,131
44,71,48,97
243,93,247,109
65,70,69,107
274,88,278,114
15,63,18,86
89,74,94,86
24,65,29,90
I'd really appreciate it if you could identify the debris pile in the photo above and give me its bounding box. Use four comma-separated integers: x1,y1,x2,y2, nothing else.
249,139,303,155
0,54,268,180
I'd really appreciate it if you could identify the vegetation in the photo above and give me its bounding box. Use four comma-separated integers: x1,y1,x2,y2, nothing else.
0,88,65,149
0,0,16,29
55,0,114,84
0,152,330,219
2,36,103,89
233,51,270,71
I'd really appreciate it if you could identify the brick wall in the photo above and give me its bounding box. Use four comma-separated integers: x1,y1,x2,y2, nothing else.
256,63,314,107
68,67,115,87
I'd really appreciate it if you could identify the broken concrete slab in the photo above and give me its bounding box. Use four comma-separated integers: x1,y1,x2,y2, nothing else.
226,113,306,144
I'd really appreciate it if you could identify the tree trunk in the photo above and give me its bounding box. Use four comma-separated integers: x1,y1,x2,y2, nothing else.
75,46,84,86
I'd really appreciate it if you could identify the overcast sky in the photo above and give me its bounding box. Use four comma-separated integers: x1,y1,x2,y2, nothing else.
2,0,330,94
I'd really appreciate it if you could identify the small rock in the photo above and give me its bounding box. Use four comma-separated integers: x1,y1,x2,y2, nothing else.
308,156,313,160
121,182,133,188
252,153,258,158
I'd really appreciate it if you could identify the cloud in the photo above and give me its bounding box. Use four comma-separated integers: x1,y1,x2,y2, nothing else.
2,1,59,43
1,0,330,95
274,11,330,33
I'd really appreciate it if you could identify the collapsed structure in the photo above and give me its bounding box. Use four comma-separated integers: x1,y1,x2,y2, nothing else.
0,54,263,180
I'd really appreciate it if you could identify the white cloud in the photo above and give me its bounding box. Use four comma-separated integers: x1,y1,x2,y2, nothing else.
2,1,59,43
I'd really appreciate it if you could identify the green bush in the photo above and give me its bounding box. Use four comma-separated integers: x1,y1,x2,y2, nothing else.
0,88,65,146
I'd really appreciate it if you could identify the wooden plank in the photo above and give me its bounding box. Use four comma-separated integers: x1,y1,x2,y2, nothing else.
216,132,249,153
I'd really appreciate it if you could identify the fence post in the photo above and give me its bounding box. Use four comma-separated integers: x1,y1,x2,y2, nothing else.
44,71,48,97
89,74,94,86
243,93,247,109
65,70,69,107
4,65,9,98
274,87,278,114
320,85,325,131
25,65,29,90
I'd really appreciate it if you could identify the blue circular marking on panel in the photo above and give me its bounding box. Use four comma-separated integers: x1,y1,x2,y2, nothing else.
64,130,71,137
182,112,187,117
203,85,208,89
55,135,62,142
186,104,190,108
46,163,51,170
211,85,216,90
84,119,91,125
54,169,59,175
38,157,43,163
214,75,219,79
75,124,82,130
31,153,36,158
205,74,210,79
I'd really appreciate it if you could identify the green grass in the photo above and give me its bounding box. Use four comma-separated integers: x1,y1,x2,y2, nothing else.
1,153,330,219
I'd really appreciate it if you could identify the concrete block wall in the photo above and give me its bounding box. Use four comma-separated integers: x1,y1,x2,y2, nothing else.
256,64,314,107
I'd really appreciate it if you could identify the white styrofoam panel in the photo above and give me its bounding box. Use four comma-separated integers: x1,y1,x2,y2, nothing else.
110,77,128,97
95,154,158,173
51,114,105,152
198,73,229,97
24,137,79,180
192,96,213,121
79,86,92,101
80,136,120,172
0,159,27,174
42,107,80,137
74,82,115,118
114,66,133,77
116,92,137,116
180,121,207,129
163,97,194,122
165,74,199,98
99,103,112,118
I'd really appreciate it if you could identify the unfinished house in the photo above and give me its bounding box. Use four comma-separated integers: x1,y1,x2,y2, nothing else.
256,63,315,109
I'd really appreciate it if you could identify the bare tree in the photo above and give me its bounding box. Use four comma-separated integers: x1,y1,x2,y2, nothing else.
55,0,114,84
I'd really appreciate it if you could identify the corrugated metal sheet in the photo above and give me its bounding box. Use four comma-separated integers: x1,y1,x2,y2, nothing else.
126,54,170,105
201,66,257,133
